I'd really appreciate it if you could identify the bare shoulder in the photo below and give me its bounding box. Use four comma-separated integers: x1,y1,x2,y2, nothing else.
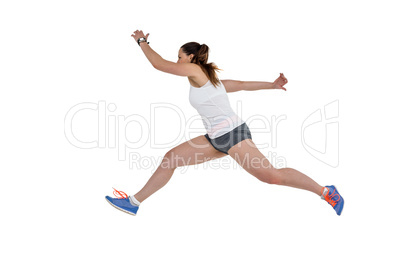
188,64,209,87
154,61,202,78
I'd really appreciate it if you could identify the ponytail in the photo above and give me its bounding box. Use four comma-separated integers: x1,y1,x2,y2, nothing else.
180,42,222,88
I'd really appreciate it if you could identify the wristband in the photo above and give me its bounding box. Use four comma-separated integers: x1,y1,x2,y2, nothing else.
137,37,149,46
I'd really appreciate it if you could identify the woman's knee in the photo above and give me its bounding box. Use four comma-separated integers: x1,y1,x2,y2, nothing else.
161,149,194,169
257,168,283,185
160,150,180,170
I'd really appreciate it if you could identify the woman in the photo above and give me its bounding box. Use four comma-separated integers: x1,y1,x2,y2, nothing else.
105,30,344,216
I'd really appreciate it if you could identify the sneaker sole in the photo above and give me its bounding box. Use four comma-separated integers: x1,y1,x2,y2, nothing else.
105,197,137,216
333,185,344,216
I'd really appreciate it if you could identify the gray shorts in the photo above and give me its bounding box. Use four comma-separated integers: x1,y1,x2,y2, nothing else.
204,122,252,155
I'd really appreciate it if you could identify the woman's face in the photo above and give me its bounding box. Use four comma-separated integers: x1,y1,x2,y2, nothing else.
177,48,193,63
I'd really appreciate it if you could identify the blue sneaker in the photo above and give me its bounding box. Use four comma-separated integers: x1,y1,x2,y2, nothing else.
321,185,344,216
105,196,139,216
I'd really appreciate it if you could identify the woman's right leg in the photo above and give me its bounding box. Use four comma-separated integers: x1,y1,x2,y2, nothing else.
134,135,227,203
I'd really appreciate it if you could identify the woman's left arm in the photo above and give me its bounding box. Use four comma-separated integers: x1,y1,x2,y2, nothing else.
131,30,198,77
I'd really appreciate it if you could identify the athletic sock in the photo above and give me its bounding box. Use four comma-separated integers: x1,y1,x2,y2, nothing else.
129,195,141,206
320,187,328,200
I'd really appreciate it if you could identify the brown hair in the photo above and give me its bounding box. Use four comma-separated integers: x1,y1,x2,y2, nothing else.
180,42,222,88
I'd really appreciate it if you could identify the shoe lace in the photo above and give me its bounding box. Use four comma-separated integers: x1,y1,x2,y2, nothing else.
324,189,340,207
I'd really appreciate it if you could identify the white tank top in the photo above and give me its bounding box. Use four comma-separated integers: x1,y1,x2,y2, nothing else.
189,80,245,139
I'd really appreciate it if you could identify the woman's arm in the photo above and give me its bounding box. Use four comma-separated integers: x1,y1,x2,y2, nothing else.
221,80,274,92
222,73,288,93
138,41,163,68
132,30,199,77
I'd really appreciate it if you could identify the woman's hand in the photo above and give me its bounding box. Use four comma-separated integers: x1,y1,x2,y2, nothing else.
272,73,288,91
131,30,149,43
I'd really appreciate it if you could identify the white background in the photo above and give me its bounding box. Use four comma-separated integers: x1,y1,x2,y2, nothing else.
1,0,401,267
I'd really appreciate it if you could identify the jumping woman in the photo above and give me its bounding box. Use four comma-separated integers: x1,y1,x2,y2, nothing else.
105,30,344,216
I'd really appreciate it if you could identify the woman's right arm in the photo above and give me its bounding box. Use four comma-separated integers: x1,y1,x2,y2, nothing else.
222,73,287,93
220,80,244,93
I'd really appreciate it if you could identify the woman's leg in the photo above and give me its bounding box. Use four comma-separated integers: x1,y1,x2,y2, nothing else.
134,135,228,203
227,139,323,196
